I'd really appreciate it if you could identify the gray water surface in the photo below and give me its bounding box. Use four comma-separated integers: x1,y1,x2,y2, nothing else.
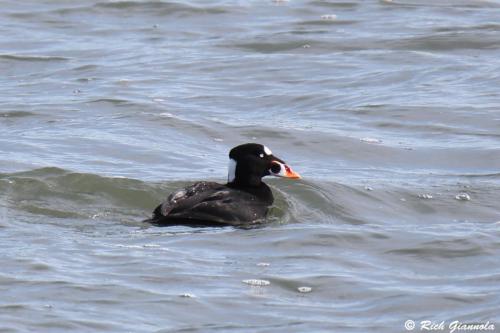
1,0,500,332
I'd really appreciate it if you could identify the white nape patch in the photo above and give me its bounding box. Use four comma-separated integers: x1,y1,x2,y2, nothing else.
263,145,272,156
227,158,237,183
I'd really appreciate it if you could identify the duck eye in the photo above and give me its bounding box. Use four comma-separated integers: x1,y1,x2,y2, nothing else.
259,153,264,158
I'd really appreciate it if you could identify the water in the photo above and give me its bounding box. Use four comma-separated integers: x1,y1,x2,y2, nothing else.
1,0,500,332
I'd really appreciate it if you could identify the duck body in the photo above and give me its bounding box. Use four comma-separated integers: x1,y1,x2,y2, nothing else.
147,143,300,227
150,181,273,226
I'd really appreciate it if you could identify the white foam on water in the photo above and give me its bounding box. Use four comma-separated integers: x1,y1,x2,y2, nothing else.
360,137,382,144
243,279,270,286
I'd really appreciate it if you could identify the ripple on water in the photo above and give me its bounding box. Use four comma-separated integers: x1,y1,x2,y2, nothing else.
93,1,229,15
2,109,36,116
0,54,69,62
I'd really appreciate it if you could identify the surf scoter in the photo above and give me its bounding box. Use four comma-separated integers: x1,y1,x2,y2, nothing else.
147,143,301,227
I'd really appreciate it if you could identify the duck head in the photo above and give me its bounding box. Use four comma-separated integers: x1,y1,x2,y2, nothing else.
227,143,301,187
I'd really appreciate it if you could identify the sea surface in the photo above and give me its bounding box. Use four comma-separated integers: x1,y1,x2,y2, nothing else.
1,0,500,332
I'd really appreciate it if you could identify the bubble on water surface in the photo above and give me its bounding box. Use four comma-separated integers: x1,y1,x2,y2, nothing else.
360,137,382,144
321,14,337,20
455,193,471,201
297,286,312,293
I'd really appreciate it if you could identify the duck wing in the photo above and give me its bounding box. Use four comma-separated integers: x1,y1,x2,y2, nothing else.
153,181,221,216
150,182,268,226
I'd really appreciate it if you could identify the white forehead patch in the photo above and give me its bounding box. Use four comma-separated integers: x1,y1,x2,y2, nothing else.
263,146,272,156
227,158,237,183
